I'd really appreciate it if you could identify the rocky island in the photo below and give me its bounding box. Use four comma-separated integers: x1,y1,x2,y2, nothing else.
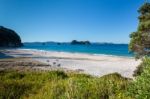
71,40,91,45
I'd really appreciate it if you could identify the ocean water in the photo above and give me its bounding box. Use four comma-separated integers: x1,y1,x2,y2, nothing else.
21,43,133,57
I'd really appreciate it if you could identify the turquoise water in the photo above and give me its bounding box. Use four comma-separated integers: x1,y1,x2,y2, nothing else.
21,43,133,57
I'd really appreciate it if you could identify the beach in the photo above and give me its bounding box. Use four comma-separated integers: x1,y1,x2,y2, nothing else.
0,49,141,78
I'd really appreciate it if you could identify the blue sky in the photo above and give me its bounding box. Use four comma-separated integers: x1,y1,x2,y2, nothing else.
0,0,144,43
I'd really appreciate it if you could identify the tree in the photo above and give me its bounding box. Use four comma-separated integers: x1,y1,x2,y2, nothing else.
129,2,150,58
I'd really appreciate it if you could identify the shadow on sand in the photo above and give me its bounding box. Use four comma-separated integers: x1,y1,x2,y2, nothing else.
0,52,14,59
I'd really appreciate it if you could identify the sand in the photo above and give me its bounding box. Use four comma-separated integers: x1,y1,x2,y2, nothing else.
0,49,141,78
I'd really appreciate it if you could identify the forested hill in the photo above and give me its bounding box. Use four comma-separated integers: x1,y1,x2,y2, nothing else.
0,26,23,47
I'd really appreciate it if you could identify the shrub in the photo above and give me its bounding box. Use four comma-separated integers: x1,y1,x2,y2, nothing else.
128,57,150,99
133,57,148,76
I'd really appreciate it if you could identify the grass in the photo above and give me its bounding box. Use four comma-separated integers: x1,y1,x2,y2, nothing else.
0,70,130,99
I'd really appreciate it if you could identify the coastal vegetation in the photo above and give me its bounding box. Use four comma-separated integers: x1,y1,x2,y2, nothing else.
129,2,150,58
127,2,150,99
128,57,150,99
0,26,22,47
0,70,130,99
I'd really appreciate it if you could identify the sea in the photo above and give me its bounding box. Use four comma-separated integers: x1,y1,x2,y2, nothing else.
21,42,133,57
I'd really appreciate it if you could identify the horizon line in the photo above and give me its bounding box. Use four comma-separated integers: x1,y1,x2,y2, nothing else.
23,41,128,45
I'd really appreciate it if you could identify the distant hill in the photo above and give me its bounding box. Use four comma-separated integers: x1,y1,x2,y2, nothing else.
0,26,23,47
23,41,128,46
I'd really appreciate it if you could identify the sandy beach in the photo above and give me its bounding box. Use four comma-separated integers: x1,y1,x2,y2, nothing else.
0,49,141,78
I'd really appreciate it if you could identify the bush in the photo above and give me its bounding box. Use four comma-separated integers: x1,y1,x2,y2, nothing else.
128,57,150,99
133,57,148,76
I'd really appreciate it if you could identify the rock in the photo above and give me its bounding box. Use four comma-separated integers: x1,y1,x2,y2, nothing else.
0,26,23,47
71,40,91,45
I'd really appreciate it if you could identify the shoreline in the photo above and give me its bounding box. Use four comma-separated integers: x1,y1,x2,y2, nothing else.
17,48,133,58
0,49,141,78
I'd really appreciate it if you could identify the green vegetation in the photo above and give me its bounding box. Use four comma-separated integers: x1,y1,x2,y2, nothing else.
0,26,22,47
0,70,130,99
129,2,150,58
128,57,150,99
128,2,150,98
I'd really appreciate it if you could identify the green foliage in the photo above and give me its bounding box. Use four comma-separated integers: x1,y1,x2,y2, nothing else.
138,3,150,15
129,5,150,98
133,62,145,77
0,70,130,99
129,3,150,58
0,81,32,99
138,20,150,31
133,56,149,76
128,57,150,99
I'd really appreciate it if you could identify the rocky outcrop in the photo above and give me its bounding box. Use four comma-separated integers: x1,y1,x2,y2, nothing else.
71,40,91,45
0,26,23,47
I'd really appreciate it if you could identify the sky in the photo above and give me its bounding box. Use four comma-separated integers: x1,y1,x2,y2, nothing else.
0,0,145,43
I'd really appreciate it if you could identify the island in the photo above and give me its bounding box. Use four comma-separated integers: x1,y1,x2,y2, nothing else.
71,40,91,45
0,26,23,47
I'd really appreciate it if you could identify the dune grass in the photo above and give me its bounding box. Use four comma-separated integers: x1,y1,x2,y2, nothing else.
0,70,131,99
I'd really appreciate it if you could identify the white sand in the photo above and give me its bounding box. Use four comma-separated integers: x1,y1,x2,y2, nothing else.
1,49,141,78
